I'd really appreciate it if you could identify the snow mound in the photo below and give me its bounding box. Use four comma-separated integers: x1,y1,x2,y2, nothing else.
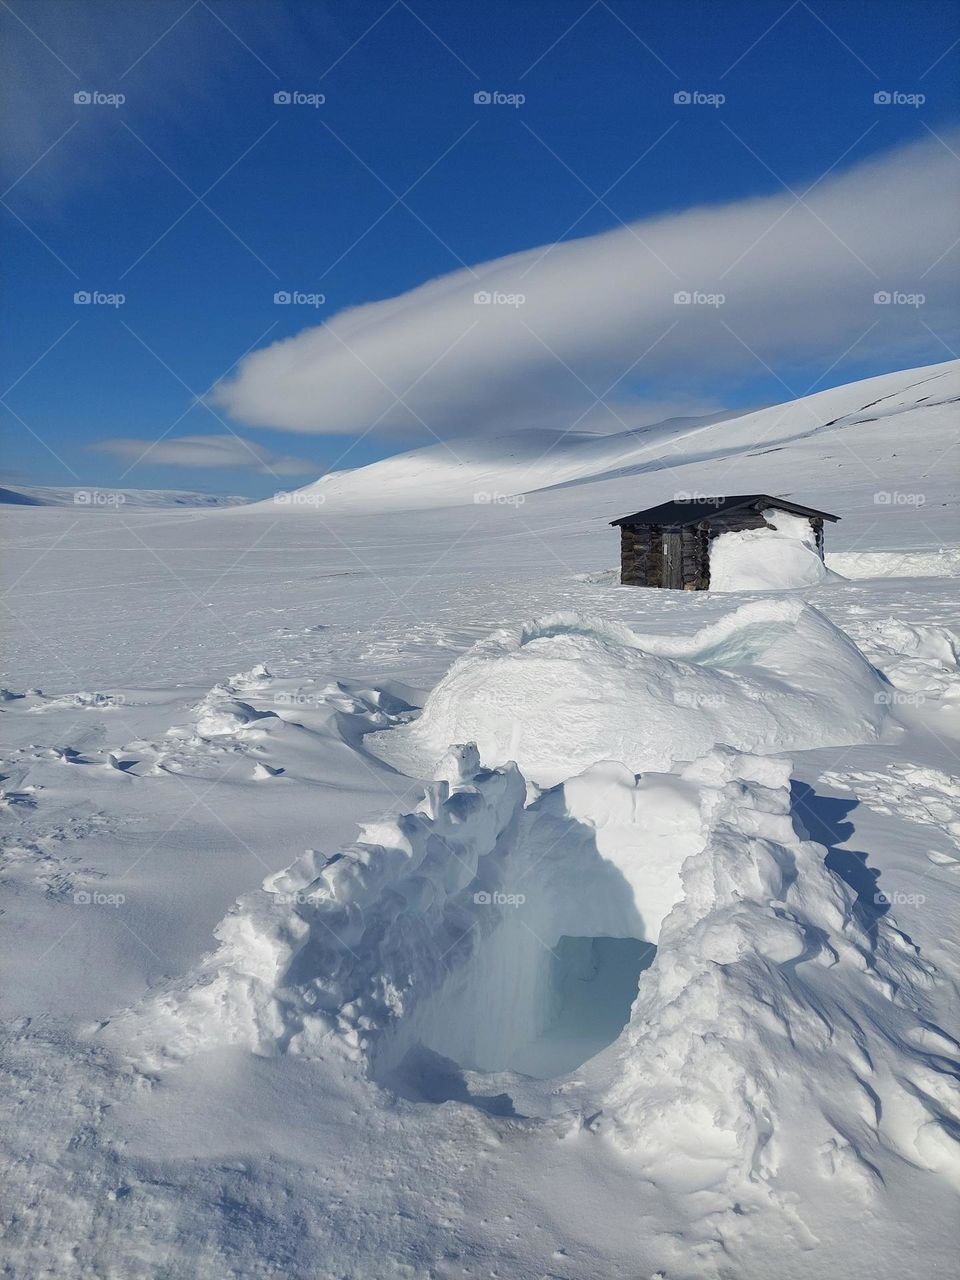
606,748,960,1197
709,508,838,592
189,664,278,736
380,602,887,785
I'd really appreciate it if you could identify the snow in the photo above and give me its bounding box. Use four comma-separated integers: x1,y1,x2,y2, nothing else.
2,359,959,1279
709,508,838,591
378,602,886,785
257,359,959,528
0,484,249,508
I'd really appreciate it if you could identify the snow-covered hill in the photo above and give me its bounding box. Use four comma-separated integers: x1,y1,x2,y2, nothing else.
268,360,958,520
0,485,249,508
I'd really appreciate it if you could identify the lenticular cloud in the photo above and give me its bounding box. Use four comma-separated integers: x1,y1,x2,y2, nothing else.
214,131,960,438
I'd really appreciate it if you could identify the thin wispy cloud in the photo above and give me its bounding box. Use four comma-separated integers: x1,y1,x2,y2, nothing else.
90,433,315,476
215,131,960,440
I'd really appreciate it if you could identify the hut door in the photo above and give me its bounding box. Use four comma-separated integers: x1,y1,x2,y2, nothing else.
662,531,683,589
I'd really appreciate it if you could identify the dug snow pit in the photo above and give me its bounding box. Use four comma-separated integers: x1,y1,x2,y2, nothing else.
108,749,704,1089
375,602,887,785
709,508,839,592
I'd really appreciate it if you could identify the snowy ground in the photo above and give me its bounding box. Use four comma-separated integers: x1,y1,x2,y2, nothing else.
1,362,959,1278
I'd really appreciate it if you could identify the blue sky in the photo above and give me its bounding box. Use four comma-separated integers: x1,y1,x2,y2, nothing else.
2,0,958,497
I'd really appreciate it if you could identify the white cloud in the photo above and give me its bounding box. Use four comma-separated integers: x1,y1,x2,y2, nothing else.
90,434,316,476
214,131,960,439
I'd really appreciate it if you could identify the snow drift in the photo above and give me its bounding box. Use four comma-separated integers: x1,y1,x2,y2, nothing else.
604,748,960,1196
379,601,888,786
709,508,838,592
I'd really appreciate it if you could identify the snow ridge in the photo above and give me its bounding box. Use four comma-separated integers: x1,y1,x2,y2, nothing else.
609,747,960,1203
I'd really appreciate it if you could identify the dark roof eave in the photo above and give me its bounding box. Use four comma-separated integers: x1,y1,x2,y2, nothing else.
611,495,840,527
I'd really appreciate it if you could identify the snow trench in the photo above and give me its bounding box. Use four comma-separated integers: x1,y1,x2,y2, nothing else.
111,742,959,1196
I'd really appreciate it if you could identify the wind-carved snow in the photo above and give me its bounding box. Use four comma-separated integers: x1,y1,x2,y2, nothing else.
605,749,960,1200
376,601,888,786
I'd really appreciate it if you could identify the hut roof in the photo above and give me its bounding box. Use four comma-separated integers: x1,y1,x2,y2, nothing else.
610,495,840,528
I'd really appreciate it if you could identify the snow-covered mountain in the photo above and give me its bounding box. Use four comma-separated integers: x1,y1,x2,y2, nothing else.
0,485,250,508
267,360,958,520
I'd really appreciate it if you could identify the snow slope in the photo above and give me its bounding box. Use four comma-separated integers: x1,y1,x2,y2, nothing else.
266,360,959,526
0,484,249,508
1,358,959,1279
